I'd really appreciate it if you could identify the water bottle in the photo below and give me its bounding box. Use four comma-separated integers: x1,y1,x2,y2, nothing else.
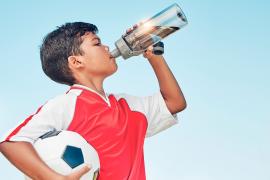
110,3,188,60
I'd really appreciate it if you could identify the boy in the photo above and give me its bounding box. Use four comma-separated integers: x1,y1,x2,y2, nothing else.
0,22,186,180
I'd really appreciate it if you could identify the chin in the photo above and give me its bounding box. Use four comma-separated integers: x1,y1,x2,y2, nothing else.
111,65,118,74
106,65,118,77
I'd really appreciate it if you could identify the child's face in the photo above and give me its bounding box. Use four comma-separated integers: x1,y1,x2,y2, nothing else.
76,32,117,78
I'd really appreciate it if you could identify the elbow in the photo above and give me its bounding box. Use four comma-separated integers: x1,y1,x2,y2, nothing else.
171,93,187,113
168,100,187,114
163,94,187,114
181,101,187,111
176,100,187,112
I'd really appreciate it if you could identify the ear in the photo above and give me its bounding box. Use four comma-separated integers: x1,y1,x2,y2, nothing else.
68,56,83,70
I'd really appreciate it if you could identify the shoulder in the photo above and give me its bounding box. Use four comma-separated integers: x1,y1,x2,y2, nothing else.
43,89,81,110
110,93,155,113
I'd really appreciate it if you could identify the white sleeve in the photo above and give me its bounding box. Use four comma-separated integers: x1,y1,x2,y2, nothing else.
114,92,178,137
0,93,77,144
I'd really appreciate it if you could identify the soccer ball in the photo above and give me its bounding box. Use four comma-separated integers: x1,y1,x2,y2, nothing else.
25,130,100,180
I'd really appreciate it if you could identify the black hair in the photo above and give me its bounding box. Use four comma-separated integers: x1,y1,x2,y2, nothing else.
40,22,98,86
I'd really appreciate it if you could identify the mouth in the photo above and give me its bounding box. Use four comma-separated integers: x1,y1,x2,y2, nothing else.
109,54,115,60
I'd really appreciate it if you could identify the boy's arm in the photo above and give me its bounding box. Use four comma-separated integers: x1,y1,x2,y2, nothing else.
144,47,187,114
0,141,90,180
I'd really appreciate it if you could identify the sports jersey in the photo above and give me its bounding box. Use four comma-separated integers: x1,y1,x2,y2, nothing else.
1,84,178,180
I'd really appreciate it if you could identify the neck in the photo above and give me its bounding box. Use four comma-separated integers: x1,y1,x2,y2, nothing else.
75,75,106,98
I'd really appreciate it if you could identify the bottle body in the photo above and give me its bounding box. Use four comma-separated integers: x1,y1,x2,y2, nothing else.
111,3,188,59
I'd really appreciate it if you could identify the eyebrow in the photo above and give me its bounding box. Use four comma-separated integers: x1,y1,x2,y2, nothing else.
91,37,101,42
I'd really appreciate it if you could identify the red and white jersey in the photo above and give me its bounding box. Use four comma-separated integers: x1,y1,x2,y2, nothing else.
1,84,178,180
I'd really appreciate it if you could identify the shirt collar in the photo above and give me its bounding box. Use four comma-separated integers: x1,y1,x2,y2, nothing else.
71,84,111,106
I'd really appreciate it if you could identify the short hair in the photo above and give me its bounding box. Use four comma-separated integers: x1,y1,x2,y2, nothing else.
40,22,98,86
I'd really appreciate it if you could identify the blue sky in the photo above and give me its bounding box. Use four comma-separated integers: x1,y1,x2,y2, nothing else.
0,0,269,179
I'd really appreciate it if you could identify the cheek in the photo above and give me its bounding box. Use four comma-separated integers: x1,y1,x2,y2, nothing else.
85,51,107,70
90,48,107,60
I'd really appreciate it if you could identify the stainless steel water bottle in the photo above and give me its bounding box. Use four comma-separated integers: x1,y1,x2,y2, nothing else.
110,3,188,60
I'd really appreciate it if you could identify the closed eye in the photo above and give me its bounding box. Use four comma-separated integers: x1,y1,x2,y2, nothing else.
92,37,101,46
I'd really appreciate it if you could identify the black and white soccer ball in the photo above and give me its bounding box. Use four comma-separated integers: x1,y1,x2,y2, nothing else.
25,130,100,180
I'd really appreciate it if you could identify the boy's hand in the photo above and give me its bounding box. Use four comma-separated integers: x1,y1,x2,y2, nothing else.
63,164,91,180
144,41,164,59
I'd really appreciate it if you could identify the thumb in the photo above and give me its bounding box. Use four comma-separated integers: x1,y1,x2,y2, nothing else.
143,46,154,58
71,164,91,179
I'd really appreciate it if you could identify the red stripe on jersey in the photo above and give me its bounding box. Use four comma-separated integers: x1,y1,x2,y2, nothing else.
5,106,43,141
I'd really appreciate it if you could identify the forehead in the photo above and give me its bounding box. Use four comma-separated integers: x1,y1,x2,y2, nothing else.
81,32,99,41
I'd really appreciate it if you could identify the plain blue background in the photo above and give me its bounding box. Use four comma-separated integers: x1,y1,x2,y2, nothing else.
0,0,269,179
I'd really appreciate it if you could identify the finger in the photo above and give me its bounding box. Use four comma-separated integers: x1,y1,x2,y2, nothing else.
73,164,91,178
126,27,134,34
147,45,154,51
